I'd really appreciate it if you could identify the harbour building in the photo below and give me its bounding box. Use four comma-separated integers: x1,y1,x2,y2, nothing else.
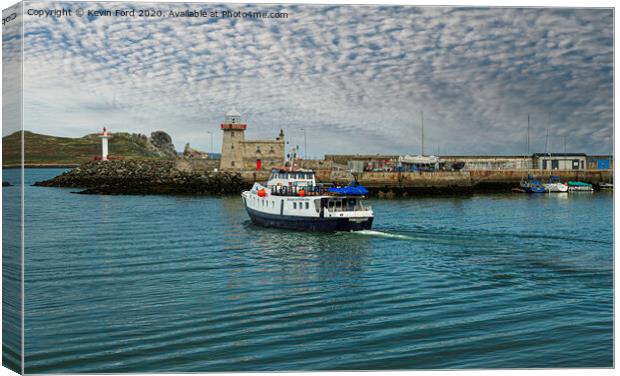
532,153,588,171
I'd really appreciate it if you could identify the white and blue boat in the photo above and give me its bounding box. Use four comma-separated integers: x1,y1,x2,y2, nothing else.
519,175,546,193
242,168,374,232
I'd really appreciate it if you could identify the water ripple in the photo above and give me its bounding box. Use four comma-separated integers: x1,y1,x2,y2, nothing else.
16,169,613,372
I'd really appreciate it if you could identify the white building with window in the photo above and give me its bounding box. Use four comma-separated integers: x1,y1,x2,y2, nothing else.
533,153,587,171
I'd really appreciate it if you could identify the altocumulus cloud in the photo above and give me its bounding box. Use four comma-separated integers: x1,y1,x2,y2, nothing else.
15,2,613,156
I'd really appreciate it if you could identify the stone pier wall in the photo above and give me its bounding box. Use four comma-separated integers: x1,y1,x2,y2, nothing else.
32,159,613,196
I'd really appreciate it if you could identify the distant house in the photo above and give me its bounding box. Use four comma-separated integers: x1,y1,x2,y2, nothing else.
532,153,587,170
587,155,613,170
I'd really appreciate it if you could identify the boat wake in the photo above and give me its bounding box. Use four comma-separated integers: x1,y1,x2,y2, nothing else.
347,229,416,240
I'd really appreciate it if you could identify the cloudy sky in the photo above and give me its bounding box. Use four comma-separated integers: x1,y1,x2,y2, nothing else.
8,2,614,156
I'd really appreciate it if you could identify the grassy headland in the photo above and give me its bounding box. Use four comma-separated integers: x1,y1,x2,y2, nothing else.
2,131,172,167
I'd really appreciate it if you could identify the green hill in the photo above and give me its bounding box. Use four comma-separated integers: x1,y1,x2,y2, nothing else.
2,131,171,166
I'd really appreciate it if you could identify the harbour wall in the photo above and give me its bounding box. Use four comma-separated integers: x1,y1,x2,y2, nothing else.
32,159,613,196
235,168,612,195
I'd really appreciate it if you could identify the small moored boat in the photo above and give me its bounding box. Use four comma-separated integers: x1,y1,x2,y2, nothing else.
543,176,568,193
519,175,546,193
568,181,594,192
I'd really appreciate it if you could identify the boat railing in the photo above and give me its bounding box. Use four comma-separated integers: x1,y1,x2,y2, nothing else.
269,185,327,196
325,206,372,214
325,203,372,213
268,184,372,199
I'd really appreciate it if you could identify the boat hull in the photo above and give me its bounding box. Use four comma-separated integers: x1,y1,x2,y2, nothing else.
524,186,546,193
245,206,373,232
543,183,568,192
569,186,594,192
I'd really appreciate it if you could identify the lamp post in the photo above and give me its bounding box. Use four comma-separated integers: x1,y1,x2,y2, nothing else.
207,131,213,153
301,128,307,159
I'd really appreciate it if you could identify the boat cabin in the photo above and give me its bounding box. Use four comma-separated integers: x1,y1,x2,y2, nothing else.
268,168,317,195
321,197,367,213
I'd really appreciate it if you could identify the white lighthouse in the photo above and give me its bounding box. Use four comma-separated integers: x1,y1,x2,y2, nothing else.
98,127,112,161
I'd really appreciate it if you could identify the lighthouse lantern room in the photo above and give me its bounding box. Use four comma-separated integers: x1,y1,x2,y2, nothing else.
98,127,112,161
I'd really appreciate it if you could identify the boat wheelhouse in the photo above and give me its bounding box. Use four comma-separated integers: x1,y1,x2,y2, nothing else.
241,167,374,232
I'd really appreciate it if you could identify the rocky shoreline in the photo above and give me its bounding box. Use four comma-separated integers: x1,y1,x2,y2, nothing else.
33,160,250,195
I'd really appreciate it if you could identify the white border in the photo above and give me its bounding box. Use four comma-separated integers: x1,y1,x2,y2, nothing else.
0,1,616,376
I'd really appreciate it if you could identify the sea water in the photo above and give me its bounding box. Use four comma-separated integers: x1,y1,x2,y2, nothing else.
3,168,613,372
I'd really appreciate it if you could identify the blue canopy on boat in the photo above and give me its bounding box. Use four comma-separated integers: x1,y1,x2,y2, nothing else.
328,181,369,195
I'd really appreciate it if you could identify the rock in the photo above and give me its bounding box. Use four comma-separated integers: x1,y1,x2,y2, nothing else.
33,160,249,195
183,143,209,159
148,131,177,158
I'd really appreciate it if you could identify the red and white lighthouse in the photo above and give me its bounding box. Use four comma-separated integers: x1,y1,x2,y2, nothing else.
98,127,112,161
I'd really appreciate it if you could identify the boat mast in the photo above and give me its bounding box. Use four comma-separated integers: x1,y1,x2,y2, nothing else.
527,114,530,174
545,113,550,177
545,113,549,155
421,111,424,156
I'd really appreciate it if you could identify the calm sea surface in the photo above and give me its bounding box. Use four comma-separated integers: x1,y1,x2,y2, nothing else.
5,168,614,372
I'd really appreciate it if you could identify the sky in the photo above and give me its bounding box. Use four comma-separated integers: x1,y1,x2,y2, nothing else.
5,1,614,156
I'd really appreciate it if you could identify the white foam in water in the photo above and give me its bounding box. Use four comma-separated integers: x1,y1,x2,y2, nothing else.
351,230,414,240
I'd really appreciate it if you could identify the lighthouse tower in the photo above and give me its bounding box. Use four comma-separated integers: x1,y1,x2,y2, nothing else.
220,109,247,170
98,127,112,161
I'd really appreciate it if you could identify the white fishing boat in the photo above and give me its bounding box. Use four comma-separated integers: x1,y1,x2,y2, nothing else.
543,176,568,192
241,167,374,232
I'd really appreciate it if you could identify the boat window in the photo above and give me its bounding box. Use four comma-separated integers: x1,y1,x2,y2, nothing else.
293,202,297,209
305,202,309,209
